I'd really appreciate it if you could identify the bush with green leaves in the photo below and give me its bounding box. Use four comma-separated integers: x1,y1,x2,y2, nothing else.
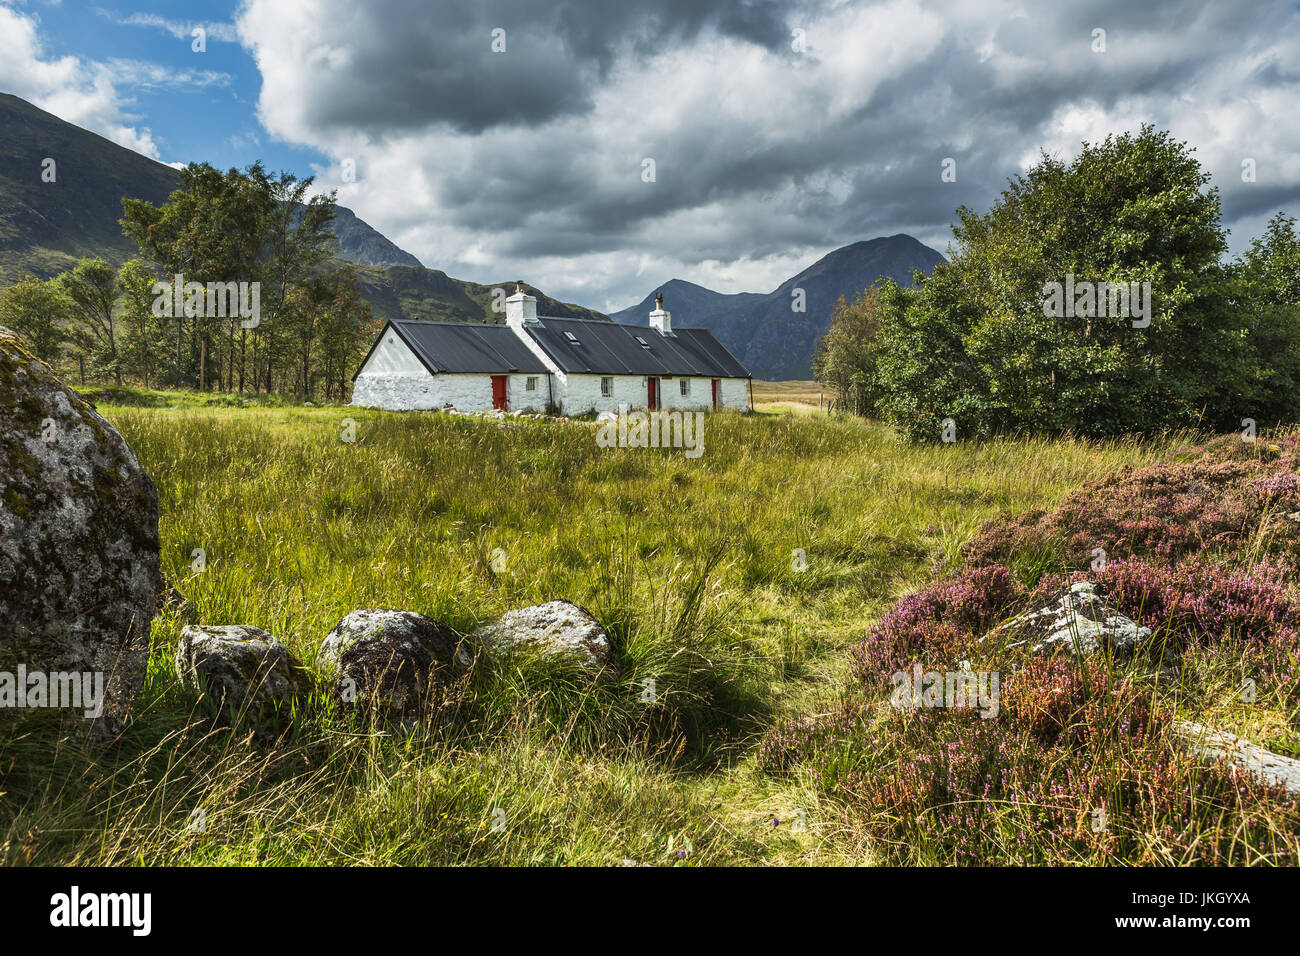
869,127,1300,441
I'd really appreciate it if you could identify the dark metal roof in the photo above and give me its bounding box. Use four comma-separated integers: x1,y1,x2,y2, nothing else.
524,317,750,378
355,316,750,379
379,320,549,375
669,328,751,378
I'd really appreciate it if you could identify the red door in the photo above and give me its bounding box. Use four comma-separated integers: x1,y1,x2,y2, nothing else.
711,378,721,408
647,377,659,410
491,375,508,410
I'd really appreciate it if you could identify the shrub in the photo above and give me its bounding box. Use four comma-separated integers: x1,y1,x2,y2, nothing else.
962,435,1300,570
770,432,1300,864
849,564,1024,683
764,661,1299,865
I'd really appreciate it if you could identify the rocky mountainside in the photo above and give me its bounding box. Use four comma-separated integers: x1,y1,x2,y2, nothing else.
611,235,946,379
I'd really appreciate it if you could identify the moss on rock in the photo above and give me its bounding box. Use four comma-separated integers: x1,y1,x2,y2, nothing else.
0,326,161,733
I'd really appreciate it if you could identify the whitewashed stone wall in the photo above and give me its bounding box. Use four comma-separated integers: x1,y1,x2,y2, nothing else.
353,371,552,412
719,377,750,410
363,330,425,375
352,371,492,411
659,376,714,411
510,373,550,412
560,373,643,415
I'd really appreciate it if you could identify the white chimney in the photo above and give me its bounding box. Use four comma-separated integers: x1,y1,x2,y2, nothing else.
649,291,672,335
505,283,538,325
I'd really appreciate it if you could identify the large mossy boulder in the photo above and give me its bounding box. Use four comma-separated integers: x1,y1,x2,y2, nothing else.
316,609,471,721
0,328,160,731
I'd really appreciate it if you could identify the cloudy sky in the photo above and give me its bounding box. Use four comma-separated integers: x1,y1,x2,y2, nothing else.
3,0,1299,312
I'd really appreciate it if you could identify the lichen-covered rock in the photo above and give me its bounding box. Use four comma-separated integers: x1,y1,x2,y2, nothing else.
316,609,470,720
174,625,304,726
0,327,160,731
988,581,1151,659
474,601,618,678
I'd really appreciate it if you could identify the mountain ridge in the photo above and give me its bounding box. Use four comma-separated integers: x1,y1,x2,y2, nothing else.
611,235,945,379
0,91,606,324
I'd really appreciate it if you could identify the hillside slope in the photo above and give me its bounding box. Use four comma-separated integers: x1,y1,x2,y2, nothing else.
0,92,605,325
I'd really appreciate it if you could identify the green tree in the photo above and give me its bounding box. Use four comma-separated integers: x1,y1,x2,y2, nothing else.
57,258,122,385
120,163,339,394
1230,212,1300,424
253,170,338,394
813,287,886,415
116,258,172,388
121,162,276,390
315,268,376,401
875,126,1238,441
0,276,67,364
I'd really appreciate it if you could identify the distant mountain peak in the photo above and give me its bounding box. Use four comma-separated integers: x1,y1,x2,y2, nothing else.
610,235,945,379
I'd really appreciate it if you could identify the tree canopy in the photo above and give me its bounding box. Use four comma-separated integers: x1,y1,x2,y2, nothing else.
819,126,1300,441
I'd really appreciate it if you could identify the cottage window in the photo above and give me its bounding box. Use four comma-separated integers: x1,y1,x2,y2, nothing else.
679,378,690,396
525,376,537,391
600,376,613,397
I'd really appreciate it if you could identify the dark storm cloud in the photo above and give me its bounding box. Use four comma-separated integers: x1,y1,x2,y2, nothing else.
240,0,1300,303
287,0,794,135
456,1,1292,254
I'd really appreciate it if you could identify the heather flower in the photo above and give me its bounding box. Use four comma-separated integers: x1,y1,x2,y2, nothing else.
767,434,1300,865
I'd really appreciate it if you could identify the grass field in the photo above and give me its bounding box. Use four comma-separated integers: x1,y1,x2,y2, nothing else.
751,379,828,412
7,398,1293,865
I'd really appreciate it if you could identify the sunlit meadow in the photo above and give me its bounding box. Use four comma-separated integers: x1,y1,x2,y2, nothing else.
11,390,1281,866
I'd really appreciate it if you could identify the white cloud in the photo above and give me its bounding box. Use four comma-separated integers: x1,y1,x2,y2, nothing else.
0,3,160,157
98,11,240,44
105,58,232,90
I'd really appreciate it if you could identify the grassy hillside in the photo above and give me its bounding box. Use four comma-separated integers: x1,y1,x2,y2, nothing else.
0,403,1194,865
0,93,175,282
0,92,607,327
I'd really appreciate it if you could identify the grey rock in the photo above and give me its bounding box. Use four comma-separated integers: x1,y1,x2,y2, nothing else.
316,609,470,719
990,581,1152,659
1176,721,1300,795
174,624,304,726
0,327,161,731
474,601,618,678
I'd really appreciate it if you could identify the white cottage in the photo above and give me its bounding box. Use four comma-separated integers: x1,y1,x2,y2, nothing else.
351,287,753,414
